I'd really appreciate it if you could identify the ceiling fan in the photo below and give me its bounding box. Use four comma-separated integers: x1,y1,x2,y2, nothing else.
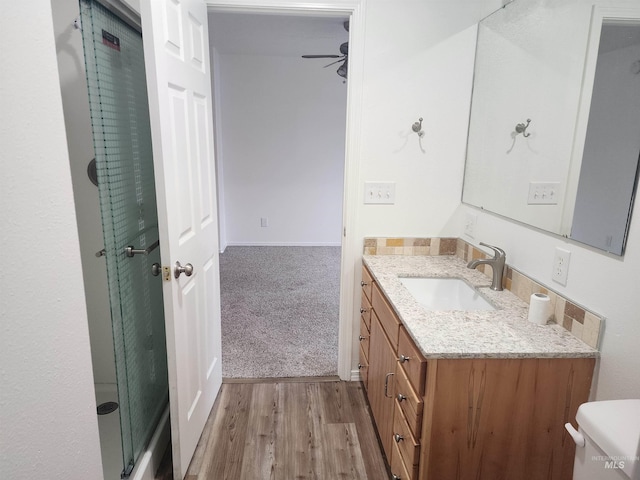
301,20,349,79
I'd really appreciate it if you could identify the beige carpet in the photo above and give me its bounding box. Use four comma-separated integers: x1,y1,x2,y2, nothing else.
219,246,341,378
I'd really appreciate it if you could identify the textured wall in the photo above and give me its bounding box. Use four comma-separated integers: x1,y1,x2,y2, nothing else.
0,1,103,478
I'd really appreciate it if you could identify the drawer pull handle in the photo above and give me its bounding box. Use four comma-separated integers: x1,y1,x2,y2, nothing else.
359,335,366,341
392,475,401,480
361,281,368,287
358,363,364,370
399,354,410,363
397,393,407,402
360,307,367,314
384,372,394,398
394,433,404,443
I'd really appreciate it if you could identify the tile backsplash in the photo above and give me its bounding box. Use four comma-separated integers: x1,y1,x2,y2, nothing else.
363,237,603,349
364,237,457,256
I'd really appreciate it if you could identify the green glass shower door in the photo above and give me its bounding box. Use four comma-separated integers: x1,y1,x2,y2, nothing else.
79,0,169,475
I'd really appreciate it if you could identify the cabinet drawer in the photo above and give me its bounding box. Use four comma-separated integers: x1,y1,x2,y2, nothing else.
360,295,371,332
359,318,370,362
393,400,420,467
394,359,423,439
372,283,401,352
397,327,427,396
391,434,418,480
358,345,369,389
361,265,373,303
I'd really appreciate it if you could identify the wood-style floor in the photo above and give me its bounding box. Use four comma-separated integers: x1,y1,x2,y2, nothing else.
158,380,389,480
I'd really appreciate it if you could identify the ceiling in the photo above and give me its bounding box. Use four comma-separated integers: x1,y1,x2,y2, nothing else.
207,12,349,57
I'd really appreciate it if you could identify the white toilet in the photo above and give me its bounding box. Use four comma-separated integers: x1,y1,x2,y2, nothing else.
565,399,640,480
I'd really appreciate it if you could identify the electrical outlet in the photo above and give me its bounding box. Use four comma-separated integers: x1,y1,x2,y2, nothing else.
364,182,396,204
552,248,571,286
464,213,477,238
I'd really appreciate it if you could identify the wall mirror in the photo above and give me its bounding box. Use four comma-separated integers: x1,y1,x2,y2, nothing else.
462,0,640,255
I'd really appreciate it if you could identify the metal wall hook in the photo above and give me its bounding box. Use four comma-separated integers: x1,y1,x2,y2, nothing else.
515,118,531,137
412,117,424,137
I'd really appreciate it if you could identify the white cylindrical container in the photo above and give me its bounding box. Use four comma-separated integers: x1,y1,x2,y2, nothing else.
528,293,550,325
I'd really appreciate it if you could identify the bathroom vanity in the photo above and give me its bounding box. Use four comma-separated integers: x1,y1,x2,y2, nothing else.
359,255,598,480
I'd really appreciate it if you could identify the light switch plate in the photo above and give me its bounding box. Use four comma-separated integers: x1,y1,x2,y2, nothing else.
528,182,561,205
552,248,571,286
364,182,396,204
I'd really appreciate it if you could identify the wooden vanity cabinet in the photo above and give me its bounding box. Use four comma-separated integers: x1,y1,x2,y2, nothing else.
360,264,596,480
367,310,398,461
420,357,595,480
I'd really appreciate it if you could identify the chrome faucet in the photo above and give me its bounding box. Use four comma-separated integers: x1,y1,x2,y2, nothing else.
467,242,506,291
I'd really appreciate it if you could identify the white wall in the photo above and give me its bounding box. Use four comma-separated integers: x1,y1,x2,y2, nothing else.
218,53,347,246
0,1,103,478
356,0,502,238
51,0,117,385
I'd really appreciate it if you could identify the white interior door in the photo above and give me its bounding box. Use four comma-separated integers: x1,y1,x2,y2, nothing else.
140,1,222,478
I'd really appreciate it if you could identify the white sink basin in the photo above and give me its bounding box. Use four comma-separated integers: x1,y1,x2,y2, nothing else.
399,277,496,311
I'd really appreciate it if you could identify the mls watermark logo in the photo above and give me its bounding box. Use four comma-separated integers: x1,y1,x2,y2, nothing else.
592,455,639,470
604,459,624,469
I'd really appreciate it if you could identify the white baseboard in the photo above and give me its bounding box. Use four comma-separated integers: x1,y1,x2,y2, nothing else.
225,241,342,247
350,369,363,382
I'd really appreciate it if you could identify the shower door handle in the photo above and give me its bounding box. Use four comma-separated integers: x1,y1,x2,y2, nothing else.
151,263,161,276
125,239,160,257
174,261,194,279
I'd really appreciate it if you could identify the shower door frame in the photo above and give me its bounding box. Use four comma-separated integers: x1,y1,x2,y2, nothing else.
79,0,169,476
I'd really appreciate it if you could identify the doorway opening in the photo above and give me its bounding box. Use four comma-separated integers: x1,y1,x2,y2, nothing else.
208,11,349,379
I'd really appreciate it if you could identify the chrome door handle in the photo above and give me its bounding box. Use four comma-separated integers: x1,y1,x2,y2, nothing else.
397,393,407,402
394,433,404,443
399,354,410,363
174,261,194,279
151,263,161,276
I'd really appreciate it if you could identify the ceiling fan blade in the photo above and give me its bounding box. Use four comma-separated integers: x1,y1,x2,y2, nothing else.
322,57,346,68
301,54,341,59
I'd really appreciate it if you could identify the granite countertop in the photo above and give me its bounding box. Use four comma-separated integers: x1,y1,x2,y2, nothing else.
363,255,599,359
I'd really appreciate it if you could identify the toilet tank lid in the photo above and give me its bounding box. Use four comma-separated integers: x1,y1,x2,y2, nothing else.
576,399,640,477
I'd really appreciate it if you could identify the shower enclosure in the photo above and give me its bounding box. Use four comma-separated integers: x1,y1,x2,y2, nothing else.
79,0,169,476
